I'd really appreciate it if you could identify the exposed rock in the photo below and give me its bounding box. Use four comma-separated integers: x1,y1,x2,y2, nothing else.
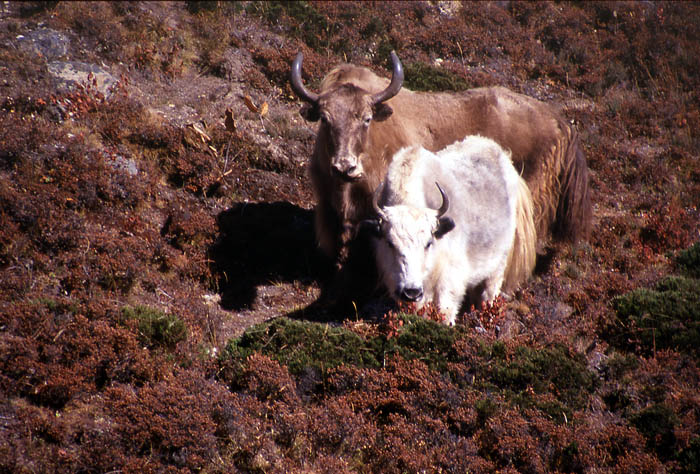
108,155,138,177
47,61,117,97
436,1,462,18
17,28,69,59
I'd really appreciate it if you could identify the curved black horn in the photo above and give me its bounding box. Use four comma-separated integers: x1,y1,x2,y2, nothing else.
436,182,449,218
290,52,319,104
372,183,387,220
371,50,404,105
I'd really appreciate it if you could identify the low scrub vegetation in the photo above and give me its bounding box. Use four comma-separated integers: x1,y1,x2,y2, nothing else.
1,1,698,472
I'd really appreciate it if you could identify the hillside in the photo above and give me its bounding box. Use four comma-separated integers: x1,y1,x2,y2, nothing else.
1,1,699,472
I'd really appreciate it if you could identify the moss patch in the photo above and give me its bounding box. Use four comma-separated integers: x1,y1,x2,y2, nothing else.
219,314,461,380
221,317,383,376
390,314,458,371
247,1,336,52
676,241,700,278
220,315,596,423
121,305,187,350
676,436,700,474
630,403,679,461
403,61,471,92
471,342,598,422
610,275,700,361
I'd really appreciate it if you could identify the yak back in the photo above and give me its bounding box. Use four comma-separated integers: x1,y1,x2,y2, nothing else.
320,64,567,234
379,138,517,256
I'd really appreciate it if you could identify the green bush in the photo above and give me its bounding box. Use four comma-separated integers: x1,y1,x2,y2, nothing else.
404,62,471,92
473,342,598,422
611,276,700,361
676,436,700,474
221,317,383,379
219,314,460,378
676,241,700,278
247,1,336,52
122,305,187,350
630,403,678,460
219,315,596,423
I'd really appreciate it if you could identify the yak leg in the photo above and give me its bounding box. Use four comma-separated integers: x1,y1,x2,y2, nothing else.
434,274,470,326
314,198,344,264
317,228,378,314
481,273,505,305
311,162,352,266
336,223,356,267
335,182,358,267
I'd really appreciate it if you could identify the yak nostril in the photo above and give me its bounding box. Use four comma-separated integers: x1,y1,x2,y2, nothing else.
332,163,355,173
400,287,423,302
332,164,361,181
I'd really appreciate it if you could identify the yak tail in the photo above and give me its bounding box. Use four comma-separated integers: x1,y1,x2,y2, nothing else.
553,127,592,242
503,176,537,292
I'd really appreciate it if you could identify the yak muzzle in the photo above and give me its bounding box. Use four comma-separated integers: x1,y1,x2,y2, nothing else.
399,286,424,302
331,161,363,182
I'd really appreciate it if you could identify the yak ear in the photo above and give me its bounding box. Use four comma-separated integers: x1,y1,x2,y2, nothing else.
360,218,382,238
434,217,455,239
300,104,320,122
372,103,393,122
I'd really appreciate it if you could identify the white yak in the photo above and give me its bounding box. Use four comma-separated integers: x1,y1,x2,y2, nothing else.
366,135,537,325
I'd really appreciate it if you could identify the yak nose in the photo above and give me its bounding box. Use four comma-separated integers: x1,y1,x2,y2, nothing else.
332,163,356,175
400,287,423,302
332,164,361,181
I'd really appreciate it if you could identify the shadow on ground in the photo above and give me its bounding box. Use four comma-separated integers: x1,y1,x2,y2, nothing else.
210,201,386,321
210,201,329,310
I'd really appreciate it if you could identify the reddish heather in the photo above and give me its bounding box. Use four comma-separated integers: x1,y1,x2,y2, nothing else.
1,2,698,472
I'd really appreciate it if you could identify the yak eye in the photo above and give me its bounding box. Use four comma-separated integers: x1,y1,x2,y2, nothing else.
363,116,371,126
425,239,433,250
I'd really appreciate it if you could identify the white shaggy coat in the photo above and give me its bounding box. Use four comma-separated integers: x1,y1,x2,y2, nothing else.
373,135,535,325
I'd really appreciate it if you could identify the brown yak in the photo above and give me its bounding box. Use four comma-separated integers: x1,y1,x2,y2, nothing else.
290,51,591,270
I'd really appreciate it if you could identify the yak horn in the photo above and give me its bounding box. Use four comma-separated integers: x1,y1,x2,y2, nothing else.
290,52,319,104
372,183,387,220
436,182,450,218
371,50,404,105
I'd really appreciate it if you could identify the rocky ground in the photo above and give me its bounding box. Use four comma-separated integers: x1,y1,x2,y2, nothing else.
1,1,699,472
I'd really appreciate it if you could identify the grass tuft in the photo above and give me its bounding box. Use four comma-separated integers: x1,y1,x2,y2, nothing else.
611,274,700,362
676,241,700,278
403,62,471,92
122,305,187,350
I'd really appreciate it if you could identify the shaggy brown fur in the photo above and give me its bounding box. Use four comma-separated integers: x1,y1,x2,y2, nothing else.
296,60,592,267
503,176,537,292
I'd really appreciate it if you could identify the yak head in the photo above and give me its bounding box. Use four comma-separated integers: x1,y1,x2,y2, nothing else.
290,51,404,182
366,183,455,304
